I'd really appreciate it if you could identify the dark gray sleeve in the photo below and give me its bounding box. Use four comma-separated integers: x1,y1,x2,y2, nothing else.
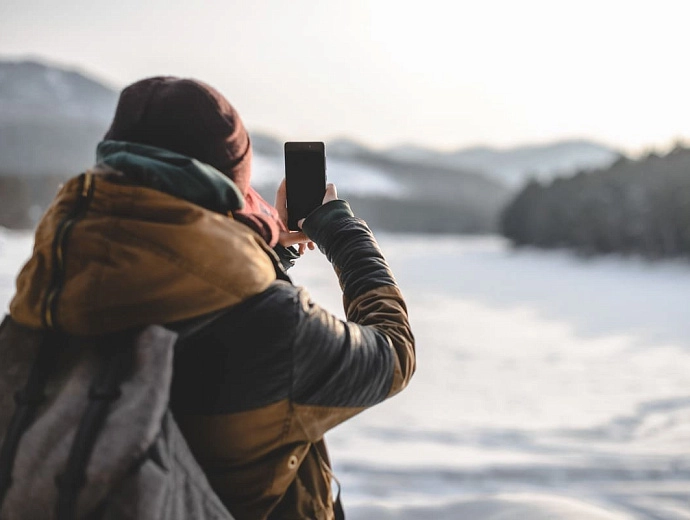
291,199,415,409
302,200,397,301
290,288,396,407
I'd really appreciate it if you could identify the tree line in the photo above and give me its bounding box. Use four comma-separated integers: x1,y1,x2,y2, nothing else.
501,144,690,258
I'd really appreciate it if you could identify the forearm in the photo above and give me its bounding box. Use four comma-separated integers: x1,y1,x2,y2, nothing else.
302,200,415,395
302,201,395,301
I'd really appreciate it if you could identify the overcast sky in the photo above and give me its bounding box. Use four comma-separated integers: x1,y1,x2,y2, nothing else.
2,0,689,153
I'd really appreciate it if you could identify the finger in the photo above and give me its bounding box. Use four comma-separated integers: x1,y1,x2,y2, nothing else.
307,241,315,250
275,179,287,207
298,243,306,256
278,230,309,247
323,183,338,203
275,179,288,224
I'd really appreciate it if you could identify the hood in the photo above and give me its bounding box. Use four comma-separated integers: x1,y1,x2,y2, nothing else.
96,140,245,214
97,140,281,247
10,163,278,336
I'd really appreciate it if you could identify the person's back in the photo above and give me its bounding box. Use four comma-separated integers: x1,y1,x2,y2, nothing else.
6,76,415,519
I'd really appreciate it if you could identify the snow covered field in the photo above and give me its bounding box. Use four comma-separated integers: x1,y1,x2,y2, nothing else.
2,231,689,519
291,235,690,520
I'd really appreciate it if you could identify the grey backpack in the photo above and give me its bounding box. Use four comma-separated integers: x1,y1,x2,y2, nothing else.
0,317,235,520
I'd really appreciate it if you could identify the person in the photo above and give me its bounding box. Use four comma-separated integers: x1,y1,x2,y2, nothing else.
8,77,415,519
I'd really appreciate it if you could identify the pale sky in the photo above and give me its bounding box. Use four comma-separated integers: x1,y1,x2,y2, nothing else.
1,0,689,153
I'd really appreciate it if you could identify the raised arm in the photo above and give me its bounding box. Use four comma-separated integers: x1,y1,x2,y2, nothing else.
288,196,415,438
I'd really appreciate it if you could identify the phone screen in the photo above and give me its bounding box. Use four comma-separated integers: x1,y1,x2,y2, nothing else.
284,142,326,231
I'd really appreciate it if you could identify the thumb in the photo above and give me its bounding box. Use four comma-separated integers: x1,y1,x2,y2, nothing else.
323,183,338,203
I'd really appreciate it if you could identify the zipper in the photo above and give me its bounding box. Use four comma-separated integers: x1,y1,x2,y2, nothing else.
41,172,95,330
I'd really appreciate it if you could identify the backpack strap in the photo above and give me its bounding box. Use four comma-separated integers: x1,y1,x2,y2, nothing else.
0,324,65,509
55,332,135,520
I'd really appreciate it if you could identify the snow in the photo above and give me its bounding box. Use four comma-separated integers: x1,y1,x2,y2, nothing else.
327,157,408,197
2,230,689,518
0,229,33,314
350,494,636,519
43,67,73,104
291,235,690,519
250,153,408,198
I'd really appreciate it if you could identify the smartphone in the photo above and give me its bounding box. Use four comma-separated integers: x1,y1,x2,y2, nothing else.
284,142,326,231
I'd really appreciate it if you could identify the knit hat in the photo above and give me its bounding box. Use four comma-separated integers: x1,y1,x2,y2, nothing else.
104,76,285,247
104,76,252,195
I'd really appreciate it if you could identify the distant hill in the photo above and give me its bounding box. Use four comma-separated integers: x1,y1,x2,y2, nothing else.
383,140,621,188
0,57,617,234
253,133,620,186
501,145,690,258
0,59,511,232
0,60,117,120
250,133,512,234
0,60,119,176
257,132,620,188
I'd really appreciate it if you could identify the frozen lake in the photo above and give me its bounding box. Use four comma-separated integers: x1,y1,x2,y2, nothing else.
2,231,690,519
291,235,690,520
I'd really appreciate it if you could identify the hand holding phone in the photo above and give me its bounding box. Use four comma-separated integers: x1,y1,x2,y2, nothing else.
284,142,326,231
275,181,337,255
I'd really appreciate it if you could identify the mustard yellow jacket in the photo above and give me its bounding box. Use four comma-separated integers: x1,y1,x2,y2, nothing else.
10,143,415,519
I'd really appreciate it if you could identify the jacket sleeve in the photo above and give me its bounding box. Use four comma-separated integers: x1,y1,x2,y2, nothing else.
290,200,415,439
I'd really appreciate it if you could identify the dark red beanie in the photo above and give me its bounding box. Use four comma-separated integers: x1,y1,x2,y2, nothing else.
104,76,252,195
105,76,284,247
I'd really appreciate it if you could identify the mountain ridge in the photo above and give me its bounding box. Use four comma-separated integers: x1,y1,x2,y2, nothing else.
0,59,118,121
0,58,615,233
250,131,621,187
0,58,620,185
